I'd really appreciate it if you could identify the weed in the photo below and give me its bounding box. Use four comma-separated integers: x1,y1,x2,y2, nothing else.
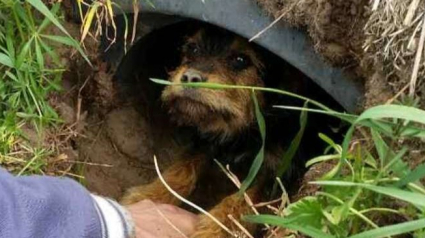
254,101,425,237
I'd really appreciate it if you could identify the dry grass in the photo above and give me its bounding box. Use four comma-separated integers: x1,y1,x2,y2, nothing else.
77,0,139,52
364,0,425,96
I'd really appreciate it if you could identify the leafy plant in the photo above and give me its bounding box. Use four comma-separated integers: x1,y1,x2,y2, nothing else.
246,105,425,237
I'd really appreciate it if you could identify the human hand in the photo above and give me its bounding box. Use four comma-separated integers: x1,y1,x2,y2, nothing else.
126,200,198,238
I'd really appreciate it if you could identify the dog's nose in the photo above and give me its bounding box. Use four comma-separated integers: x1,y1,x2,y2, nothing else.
181,70,207,83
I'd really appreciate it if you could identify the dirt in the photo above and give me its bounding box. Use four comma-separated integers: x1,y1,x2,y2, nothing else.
291,161,336,202
54,51,176,200
45,59,170,199
257,0,369,67
78,107,156,199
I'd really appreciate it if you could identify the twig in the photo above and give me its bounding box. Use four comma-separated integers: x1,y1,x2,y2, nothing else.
215,162,260,215
386,83,409,104
153,156,236,237
131,1,139,44
65,160,114,167
276,177,290,207
76,76,91,123
58,171,85,179
228,215,254,238
372,0,380,11
404,0,421,26
409,14,425,96
214,160,280,237
249,2,297,42
254,198,282,208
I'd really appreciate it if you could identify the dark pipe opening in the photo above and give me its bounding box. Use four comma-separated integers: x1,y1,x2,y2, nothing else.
114,19,346,194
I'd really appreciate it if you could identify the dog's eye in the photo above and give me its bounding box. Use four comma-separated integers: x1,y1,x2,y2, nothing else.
229,54,251,71
185,43,200,57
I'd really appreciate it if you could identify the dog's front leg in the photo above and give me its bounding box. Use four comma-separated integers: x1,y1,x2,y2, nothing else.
120,156,204,206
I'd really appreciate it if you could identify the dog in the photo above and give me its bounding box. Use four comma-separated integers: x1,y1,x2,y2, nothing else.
120,26,326,237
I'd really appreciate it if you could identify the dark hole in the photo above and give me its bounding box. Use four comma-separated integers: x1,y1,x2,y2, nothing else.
113,18,347,212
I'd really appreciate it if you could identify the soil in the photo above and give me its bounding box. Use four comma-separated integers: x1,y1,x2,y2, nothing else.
47,59,176,199
256,0,369,67
54,50,178,200
77,107,154,199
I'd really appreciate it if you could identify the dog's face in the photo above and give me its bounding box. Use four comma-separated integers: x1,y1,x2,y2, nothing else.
161,28,265,137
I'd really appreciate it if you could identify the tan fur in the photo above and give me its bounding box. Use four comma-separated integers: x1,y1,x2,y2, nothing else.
161,35,265,137
190,187,260,238
120,156,204,205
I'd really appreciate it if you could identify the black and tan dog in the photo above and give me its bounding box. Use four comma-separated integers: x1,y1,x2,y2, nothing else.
120,26,327,237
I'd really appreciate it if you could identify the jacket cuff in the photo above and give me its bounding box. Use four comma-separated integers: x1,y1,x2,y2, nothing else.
91,195,135,238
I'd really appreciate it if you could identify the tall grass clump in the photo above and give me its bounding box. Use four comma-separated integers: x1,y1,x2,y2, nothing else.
0,0,85,174
252,99,425,237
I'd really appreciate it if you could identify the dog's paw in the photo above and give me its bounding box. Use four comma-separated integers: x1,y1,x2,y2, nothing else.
190,214,232,238
120,185,153,205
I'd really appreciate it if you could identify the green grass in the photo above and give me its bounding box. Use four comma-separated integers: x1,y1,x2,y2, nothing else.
0,0,86,174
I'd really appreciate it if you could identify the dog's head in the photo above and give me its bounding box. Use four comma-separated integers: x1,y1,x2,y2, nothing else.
161,28,265,137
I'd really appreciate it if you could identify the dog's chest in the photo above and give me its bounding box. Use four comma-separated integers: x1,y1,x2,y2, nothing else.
174,127,263,173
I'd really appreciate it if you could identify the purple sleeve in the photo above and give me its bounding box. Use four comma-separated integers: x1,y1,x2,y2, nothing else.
0,168,102,238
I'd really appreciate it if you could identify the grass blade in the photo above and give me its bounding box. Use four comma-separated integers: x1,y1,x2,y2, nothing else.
81,2,100,43
396,163,425,187
312,181,425,208
41,34,90,65
349,218,425,238
357,104,425,125
276,101,308,177
240,90,266,193
34,39,44,70
272,102,308,195
243,215,335,238
149,78,333,112
26,0,71,37
306,154,340,167
0,53,13,67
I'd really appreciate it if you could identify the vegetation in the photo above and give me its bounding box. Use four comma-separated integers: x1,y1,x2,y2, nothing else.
246,101,425,238
0,0,84,174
